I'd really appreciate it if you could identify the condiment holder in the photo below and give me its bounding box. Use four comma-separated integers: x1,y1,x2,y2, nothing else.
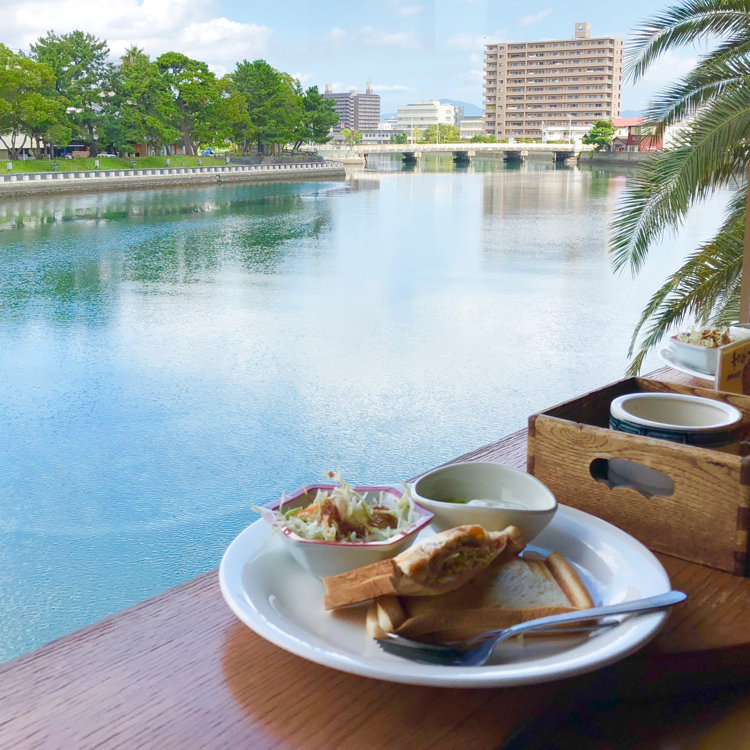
527,377,750,575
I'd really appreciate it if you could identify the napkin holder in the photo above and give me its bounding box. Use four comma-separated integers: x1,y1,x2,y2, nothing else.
527,377,750,575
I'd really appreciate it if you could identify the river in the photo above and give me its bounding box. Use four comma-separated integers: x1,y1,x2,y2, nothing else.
0,155,725,662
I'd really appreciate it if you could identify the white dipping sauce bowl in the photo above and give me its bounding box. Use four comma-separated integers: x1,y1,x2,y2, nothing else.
409,461,557,542
609,392,742,447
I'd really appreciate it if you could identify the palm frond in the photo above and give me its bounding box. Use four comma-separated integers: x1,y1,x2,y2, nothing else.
644,50,750,127
610,88,750,274
626,188,746,374
627,0,750,82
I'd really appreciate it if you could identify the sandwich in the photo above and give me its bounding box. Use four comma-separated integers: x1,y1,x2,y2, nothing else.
366,550,595,641
323,524,525,610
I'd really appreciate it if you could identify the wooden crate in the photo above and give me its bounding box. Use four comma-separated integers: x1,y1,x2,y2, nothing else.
527,377,750,575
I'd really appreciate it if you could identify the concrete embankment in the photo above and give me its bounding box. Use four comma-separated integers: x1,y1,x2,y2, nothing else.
589,151,655,166
0,162,346,198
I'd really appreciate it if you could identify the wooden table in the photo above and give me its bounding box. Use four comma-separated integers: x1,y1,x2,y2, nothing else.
1,368,749,749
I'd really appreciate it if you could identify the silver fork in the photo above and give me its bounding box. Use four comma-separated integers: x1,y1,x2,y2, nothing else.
378,590,687,667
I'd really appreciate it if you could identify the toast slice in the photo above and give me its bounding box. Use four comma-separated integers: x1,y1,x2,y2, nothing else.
323,524,525,610
366,550,594,641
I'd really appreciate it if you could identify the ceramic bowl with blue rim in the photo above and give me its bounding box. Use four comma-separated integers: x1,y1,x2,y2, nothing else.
609,392,743,448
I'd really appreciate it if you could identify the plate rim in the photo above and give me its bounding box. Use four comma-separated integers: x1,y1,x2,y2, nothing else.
219,504,671,688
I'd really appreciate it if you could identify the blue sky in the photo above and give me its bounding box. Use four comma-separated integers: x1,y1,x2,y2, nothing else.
4,0,702,115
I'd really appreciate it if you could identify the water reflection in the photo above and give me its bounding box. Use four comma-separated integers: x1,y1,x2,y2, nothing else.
0,183,336,321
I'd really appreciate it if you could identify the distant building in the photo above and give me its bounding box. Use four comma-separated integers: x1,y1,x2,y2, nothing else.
611,117,664,152
396,101,460,136
483,22,623,141
323,83,381,131
459,116,485,140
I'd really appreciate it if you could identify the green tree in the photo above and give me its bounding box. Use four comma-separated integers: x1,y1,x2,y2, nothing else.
582,119,615,155
232,60,303,155
156,52,221,155
339,128,362,146
0,43,70,159
101,47,181,155
422,123,460,143
609,0,750,374
390,132,408,144
470,134,496,143
30,30,112,155
216,75,254,154
290,85,337,153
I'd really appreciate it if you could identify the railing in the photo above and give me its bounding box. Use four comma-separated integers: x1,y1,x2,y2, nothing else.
0,161,342,184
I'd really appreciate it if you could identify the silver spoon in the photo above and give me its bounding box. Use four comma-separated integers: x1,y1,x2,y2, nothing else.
378,590,687,667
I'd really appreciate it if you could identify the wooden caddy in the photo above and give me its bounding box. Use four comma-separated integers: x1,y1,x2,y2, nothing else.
527,377,750,575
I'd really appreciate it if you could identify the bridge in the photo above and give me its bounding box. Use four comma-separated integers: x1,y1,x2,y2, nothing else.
316,142,593,166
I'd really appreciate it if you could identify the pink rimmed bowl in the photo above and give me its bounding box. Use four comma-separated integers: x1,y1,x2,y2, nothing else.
258,484,433,578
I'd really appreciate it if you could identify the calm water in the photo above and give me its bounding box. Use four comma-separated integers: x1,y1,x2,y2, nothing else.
0,156,724,662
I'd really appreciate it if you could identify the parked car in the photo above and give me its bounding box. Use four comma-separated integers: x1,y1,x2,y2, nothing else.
100,153,118,158
200,147,214,156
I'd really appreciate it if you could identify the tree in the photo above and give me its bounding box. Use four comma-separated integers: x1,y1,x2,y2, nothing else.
609,0,750,374
582,119,615,154
422,124,460,143
156,52,221,155
232,59,303,155
216,75,254,154
31,30,112,155
101,47,181,155
470,134,496,143
339,128,362,146
390,132,408,144
290,85,338,153
0,43,70,159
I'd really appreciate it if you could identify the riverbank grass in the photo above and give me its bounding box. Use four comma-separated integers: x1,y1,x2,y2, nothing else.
2,156,231,174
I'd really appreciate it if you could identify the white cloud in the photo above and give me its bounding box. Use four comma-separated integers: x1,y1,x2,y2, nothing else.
3,0,271,73
322,25,417,49
325,27,349,42
292,71,317,87
373,83,411,92
447,29,507,51
446,32,486,51
397,5,423,17
519,9,552,27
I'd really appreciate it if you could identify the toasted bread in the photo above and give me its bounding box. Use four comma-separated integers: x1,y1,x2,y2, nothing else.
323,524,525,610
365,550,594,641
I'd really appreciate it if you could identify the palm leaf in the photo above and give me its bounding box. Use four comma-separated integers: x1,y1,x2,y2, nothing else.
626,188,746,373
627,0,750,82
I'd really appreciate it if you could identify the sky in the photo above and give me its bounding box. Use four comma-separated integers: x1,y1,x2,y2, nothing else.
1,0,704,116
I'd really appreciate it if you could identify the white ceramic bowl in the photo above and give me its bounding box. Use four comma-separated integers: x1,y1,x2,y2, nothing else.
258,484,433,578
669,335,726,375
609,392,742,447
409,461,557,542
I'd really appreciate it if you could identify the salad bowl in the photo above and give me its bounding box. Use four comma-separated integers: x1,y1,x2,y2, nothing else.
258,482,433,578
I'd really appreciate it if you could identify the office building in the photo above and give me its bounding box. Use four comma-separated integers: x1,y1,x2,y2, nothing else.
396,101,459,135
483,22,623,141
323,83,381,131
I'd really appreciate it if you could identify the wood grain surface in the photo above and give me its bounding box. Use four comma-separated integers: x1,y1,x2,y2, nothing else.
0,367,748,749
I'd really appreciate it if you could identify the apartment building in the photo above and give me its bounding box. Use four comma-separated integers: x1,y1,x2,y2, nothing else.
483,22,623,141
323,83,381,131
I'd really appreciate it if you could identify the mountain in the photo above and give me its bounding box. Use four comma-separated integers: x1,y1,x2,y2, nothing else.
619,108,644,119
440,99,482,116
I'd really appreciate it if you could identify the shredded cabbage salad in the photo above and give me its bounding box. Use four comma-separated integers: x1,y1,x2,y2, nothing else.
263,471,416,542
676,327,733,348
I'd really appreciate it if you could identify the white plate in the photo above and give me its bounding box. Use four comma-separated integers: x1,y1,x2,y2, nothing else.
219,505,671,688
659,347,714,382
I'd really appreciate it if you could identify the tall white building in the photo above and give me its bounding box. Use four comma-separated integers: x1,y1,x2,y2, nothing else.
396,101,458,135
483,22,623,141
